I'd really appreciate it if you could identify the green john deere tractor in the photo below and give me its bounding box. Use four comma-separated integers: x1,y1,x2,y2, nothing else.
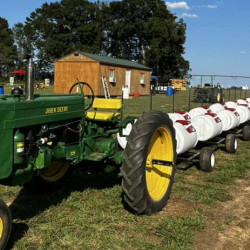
0,57,176,249
193,75,224,103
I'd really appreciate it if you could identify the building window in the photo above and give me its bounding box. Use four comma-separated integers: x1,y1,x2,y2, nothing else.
109,69,114,78
109,69,116,82
140,73,145,84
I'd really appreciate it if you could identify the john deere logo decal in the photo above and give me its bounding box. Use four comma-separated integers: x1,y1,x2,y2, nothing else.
45,106,68,114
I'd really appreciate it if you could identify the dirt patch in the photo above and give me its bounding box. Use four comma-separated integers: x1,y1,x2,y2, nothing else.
161,199,197,217
193,172,250,250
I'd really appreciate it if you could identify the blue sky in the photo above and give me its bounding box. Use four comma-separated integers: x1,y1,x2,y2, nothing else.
166,1,250,76
1,0,250,86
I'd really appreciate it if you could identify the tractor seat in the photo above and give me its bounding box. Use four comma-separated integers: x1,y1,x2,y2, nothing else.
86,98,122,121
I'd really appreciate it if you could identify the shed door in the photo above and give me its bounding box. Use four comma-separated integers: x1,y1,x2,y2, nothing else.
125,70,131,94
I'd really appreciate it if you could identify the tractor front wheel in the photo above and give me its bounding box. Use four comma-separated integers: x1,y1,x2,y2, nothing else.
0,200,12,250
121,110,177,215
24,161,71,193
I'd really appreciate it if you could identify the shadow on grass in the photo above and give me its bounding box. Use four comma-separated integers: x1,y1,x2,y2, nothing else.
6,223,29,250
177,161,200,172
7,164,121,249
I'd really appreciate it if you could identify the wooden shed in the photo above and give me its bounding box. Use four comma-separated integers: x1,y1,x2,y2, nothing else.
54,51,151,96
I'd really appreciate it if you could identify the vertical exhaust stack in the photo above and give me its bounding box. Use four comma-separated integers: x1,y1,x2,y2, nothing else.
26,56,34,100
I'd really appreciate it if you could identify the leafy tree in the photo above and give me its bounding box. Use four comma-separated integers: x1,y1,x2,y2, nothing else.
0,17,17,78
21,0,189,80
12,22,33,69
145,15,190,81
25,0,104,71
101,0,189,81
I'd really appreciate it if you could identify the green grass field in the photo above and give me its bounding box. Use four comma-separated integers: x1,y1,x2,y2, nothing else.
1,86,250,250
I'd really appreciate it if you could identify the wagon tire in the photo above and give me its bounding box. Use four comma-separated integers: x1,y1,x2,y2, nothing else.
225,134,237,153
199,147,215,172
0,199,12,250
24,161,72,193
242,126,250,141
121,110,177,215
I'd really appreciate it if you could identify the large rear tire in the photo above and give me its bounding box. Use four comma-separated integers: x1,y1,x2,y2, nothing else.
211,88,223,103
0,200,12,250
121,110,177,215
24,161,71,193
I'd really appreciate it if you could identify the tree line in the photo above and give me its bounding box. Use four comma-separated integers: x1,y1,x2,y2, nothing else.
0,0,190,82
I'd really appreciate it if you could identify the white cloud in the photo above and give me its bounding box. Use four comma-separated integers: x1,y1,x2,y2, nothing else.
207,5,218,9
196,5,218,9
240,51,246,54
166,1,190,10
181,13,199,18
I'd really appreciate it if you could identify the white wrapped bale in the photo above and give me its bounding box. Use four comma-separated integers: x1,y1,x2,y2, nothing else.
209,103,226,114
188,106,211,119
237,99,250,108
217,108,240,131
174,110,191,120
191,113,223,141
173,120,198,155
168,113,186,122
235,105,250,124
225,101,238,108
117,120,137,149
237,99,248,105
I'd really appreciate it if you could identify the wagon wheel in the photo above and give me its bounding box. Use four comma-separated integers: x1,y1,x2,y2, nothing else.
121,110,177,215
225,134,237,153
242,126,250,141
0,200,12,250
69,82,94,111
199,147,215,172
24,161,71,193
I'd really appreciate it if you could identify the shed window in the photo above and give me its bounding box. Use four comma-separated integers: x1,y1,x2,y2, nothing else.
140,73,145,84
109,69,114,77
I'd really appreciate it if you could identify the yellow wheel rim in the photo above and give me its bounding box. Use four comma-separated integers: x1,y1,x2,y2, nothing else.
146,127,174,201
40,162,70,182
217,93,221,102
0,217,3,240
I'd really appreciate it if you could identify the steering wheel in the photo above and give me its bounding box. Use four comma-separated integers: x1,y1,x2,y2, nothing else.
69,82,94,111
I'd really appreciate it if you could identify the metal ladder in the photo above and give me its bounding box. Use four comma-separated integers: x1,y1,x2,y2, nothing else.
102,76,110,98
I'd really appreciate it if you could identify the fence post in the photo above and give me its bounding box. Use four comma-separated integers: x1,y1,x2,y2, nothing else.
188,87,191,111
172,88,175,112
150,91,153,110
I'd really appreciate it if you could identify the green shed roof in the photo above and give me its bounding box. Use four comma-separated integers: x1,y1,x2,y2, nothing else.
58,51,151,71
